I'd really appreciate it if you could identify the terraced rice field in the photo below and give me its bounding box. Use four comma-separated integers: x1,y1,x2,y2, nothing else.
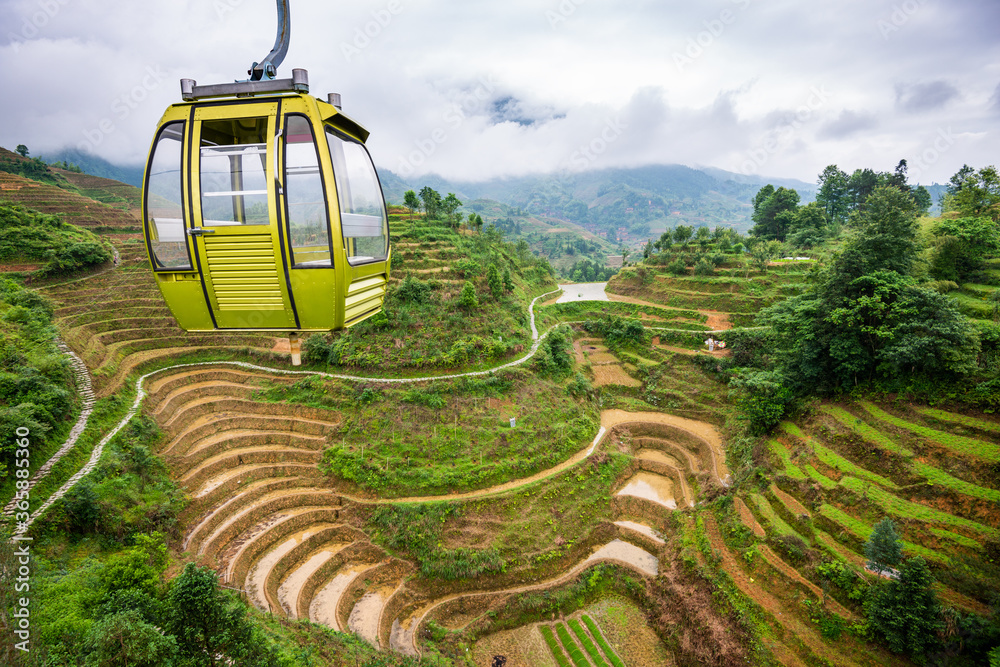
143,363,672,658
762,400,1000,613
37,237,275,395
0,171,138,228
21,205,1000,665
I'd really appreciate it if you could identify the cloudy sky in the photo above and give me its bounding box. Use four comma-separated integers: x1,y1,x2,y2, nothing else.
1,0,998,185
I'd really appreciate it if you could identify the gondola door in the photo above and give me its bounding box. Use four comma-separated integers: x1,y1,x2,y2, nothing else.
189,103,298,330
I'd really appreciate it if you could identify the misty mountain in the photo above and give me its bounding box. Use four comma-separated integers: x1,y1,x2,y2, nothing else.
38,148,145,188
380,164,818,241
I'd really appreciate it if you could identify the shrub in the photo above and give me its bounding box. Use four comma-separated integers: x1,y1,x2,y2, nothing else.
395,275,431,304
728,369,794,435
460,281,478,309
693,257,715,276
666,258,688,275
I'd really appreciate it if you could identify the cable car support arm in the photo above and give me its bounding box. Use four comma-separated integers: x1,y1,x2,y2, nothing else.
249,0,290,81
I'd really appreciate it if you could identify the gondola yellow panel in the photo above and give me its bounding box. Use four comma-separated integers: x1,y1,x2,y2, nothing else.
142,73,391,332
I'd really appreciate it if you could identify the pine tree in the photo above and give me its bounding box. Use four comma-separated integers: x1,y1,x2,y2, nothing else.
865,517,902,575
502,267,514,293
460,281,478,310
487,263,502,298
866,557,943,658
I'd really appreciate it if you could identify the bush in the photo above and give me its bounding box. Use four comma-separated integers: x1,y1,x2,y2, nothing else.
693,257,715,276
395,275,431,304
667,258,688,275
567,372,592,398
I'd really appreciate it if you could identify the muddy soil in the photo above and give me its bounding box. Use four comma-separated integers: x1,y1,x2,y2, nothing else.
616,472,677,509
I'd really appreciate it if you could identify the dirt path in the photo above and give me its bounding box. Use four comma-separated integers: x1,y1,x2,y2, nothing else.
734,497,765,538
757,544,856,621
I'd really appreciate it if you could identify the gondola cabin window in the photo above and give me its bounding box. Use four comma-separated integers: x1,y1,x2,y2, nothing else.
326,127,388,266
145,122,191,270
200,117,270,226
284,115,332,267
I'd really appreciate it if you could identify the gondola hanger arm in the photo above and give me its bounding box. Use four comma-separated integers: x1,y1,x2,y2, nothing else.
248,0,290,81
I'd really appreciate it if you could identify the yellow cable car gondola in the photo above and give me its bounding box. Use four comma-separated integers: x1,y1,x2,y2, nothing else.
142,0,390,353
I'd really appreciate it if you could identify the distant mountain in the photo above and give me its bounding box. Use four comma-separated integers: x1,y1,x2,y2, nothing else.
38,148,145,188
378,164,819,243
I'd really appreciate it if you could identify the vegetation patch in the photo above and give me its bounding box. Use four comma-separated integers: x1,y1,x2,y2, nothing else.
581,614,626,667
0,204,111,277
748,493,809,544
909,460,1000,503
915,407,1000,434
540,624,572,667
860,402,999,462
819,404,915,457
780,422,899,488
838,476,998,539
768,439,806,480
318,371,599,496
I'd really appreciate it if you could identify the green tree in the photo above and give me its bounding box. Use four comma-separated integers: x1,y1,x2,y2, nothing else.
418,186,441,219
15,145,28,157
831,186,919,283
403,190,420,219
911,185,932,215
502,267,514,293
487,263,502,298
750,239,782,272
459,281,478,310
930,216,1000,282
84,610,178,667
672,225,694,245
167,563,277,667
866,557,943,659
441,192,462,227
817,165,850,223
948,165,1000,220
695,225,711,246
787,202,828,248
693,257,714,276
751,186,800,241
847,167,887,210
728,369,794,435
864,518,902,575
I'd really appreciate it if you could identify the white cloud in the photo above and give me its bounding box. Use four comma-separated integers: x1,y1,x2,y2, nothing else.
0,0,996,184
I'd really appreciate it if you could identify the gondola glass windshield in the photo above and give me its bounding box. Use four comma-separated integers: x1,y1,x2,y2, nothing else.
286,115,332,267
327,127,388,265
200,118,270,226
146,122,191,270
